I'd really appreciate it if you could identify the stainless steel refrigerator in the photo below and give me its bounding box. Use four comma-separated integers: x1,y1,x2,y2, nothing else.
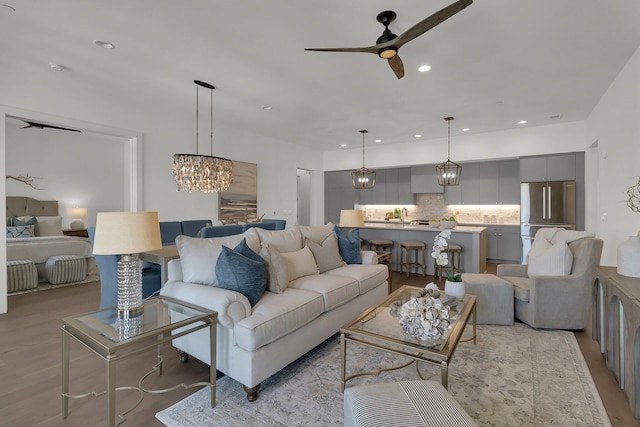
520,181,576,263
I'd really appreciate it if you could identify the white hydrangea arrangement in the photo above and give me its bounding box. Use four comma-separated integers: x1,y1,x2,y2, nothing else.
391,283,451,341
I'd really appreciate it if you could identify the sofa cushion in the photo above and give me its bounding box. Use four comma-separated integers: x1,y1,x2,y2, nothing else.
176,233,260,286
325,264,388,295
259,243,289,294
254,227,303,253
528,240,573,277
280,246,319,281
334,226,361,264
289,272,359,311
299,222,335,244
215,242,267,306
305,233,345,273
504,276,531,302
235,288,324,352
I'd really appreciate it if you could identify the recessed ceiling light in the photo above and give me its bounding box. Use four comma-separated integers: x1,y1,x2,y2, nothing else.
517,120,527,124
414,134,422,138
94,40,115,49
375,139,382,143
418,65,431,72
0,4,16,12
340,144,347,147
48,62,68,71
549,114,561,119
462,128,470,132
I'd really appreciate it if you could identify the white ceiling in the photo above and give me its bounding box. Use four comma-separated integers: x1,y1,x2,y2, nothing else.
2,0,640,151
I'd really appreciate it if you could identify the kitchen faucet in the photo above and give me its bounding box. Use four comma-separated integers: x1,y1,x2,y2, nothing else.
401,207,408,227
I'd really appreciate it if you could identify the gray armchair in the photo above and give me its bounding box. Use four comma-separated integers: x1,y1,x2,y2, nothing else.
497,237,603,330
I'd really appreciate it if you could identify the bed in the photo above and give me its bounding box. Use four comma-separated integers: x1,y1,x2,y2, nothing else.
6,196,92,283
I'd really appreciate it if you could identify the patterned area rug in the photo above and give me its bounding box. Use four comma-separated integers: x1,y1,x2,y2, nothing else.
156,323,611,427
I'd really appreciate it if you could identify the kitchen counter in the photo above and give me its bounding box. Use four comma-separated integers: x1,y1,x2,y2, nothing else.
356,224,487,275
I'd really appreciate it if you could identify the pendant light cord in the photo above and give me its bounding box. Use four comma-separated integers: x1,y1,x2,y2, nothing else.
444,116,454,161
195,84,199,155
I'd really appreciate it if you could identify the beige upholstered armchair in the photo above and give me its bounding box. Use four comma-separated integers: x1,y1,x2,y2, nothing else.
497,237,603,330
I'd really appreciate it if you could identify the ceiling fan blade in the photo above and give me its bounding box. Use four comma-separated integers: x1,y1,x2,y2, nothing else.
304,46,378,54
394,0,473,49
388,55,405,79
22,120,81,132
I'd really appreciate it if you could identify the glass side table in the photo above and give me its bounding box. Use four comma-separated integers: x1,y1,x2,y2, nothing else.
62,296,217,427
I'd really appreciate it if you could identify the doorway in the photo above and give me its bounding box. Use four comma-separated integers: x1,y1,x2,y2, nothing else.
297,169,311,226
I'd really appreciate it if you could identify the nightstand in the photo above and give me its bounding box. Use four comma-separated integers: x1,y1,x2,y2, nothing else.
63,229,89,237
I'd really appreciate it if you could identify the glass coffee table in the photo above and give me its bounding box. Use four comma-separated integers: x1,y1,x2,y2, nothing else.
62,296,217,427
340,285,476,390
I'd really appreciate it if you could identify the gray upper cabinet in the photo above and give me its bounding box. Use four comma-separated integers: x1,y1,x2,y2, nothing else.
444,163,479,205
478,161,500,204
498,160,521,204
359,168,413,205
324,171,358,223
410,165,444,193
446,160,519,205
520,153,576,182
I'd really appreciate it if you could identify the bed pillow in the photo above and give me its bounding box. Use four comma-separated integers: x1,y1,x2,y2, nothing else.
280,246,319,281
333,226,361,264
35,216,64,236
304,233,345,273
6,225,35,238
259,243,290,293
215,244,267,306
13,216,39,235
528,240,573,277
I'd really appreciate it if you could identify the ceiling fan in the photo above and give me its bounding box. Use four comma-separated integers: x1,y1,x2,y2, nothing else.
9,116,81,132
304,0,473,79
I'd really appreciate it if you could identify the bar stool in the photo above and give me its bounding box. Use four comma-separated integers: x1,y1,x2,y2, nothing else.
434,243,462,280
400,240,427,277
368,238,393,254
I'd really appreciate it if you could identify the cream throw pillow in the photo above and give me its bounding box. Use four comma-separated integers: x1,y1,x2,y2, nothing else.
280,246,319,281
528,240,573,277
304,233,345,273
259,243,289,293
299,222,335,244
255,227,303,253
36,216,64,236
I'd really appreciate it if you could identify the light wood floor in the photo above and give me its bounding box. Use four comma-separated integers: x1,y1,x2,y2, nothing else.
0,270,638,427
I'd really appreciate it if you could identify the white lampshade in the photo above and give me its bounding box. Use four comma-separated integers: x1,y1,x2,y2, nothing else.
339,210,364,228
67,207,87,219
92,211,162,255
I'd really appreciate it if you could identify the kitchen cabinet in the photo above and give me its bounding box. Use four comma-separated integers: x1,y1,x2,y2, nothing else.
520,153,576,182
324,171,358,224
485,226,521,262
359,168,413,205
478,160,520,204
410,165,444,193
444,163,479,204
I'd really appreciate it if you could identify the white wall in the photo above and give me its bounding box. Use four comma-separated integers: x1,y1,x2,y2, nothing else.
586,44,640,266
5,119,126,228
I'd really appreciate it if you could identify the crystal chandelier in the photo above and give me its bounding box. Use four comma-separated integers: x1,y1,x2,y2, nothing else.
352,130,376,189
436,117,462,186
172,80,233,193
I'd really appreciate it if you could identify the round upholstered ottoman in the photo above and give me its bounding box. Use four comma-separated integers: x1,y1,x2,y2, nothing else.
461,273,514,325
7,260,38,293
45,255,87,285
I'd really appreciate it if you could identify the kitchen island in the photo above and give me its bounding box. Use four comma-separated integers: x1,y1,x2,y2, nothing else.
356,223,487,275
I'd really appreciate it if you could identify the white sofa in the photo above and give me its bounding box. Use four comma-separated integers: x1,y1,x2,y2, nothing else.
160,224,388,401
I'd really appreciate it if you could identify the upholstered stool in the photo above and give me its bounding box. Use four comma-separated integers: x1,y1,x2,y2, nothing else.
7,260,38,293
461,273,514,325
45,255,87,285
368,238,393,253
435,243,462,280
344,380,477,427
400,240,427,277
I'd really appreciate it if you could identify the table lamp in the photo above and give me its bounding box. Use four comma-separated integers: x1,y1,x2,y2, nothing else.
67,207,88,230
92,211,162,315
339,209,364,229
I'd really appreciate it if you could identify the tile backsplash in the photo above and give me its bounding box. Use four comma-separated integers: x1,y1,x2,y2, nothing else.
358,193,520,225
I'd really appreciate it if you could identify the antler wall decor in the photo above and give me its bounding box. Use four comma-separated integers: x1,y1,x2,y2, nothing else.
5,173,42,190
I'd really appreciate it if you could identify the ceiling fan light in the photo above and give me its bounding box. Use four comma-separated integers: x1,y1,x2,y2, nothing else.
378,47,397,59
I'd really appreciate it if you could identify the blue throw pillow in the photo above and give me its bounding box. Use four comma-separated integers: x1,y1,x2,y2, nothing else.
333,226,361,264
215,242,267,306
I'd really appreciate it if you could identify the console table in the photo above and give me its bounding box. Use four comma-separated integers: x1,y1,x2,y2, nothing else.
592,266,640,419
